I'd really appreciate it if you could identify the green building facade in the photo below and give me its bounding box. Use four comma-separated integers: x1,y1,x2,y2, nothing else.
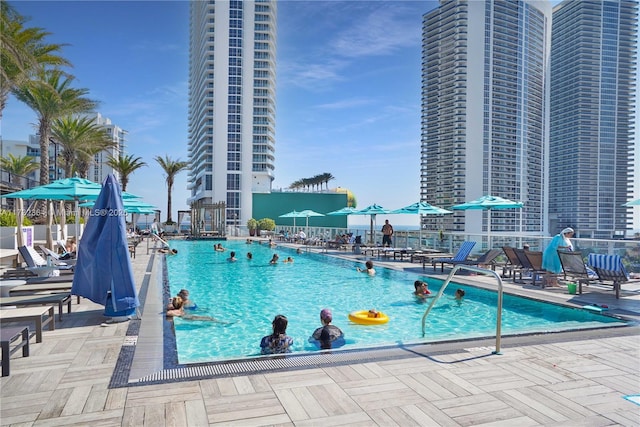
252,192,348,228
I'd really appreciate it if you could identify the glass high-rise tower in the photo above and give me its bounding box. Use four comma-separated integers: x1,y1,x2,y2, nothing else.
421,0,552,240
549,0,638,238
188,0,277,226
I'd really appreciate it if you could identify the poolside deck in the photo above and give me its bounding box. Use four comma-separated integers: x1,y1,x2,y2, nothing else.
1,239,639,426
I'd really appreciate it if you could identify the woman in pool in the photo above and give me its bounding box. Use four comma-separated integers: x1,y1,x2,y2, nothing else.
454,289,465,301
310,308,344,349
227,251,237,262
214,243,225,252
269,254,279,264
260,314,293,354
283,256,294,263
166,296,222,322
356,260,375,276
177,289,197,310
414,280,431,299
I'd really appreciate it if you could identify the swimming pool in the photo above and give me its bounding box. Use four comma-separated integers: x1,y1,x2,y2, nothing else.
165,240,626,364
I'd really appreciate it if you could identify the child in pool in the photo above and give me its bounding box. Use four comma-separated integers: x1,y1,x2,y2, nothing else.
356,260,376,276
454,289,465,301
414,280,431,299
310,308,344,349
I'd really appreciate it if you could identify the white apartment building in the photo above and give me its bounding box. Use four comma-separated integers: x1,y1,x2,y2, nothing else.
187,0,277,227
549,0,638,238
421,0,552,239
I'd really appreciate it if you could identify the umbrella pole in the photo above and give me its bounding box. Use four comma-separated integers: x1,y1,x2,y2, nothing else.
16,199,25,248
487,209,492,249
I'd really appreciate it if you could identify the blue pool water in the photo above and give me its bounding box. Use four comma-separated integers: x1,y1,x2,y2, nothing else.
165,240,625,364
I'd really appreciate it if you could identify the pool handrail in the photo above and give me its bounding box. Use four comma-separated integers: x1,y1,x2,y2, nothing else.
421,264,505,354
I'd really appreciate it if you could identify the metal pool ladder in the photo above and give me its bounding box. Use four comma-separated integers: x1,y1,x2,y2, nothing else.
421,265,505,354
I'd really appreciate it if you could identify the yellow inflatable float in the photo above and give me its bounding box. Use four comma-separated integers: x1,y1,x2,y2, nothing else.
348,310,389,325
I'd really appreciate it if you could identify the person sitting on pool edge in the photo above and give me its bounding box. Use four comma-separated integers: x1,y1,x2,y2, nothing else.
310,308,344,349
356,260,376,275
260,314,293,354
414,280,431,299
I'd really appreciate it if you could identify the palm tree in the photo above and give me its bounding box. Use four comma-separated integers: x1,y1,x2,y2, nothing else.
12,68,97,186
0,3,69,118
51,115,114,178
320,172,335,190
0,153,38,187
154,155,188,224
107,154,147,191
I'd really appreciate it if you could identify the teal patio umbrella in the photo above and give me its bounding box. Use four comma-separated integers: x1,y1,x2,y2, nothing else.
298,209,325,237
2,176,142,240
326,207,358,216
624,198,640,206
452,195,523,248
391,202,452,248
353,204,389,244
279,210,304,231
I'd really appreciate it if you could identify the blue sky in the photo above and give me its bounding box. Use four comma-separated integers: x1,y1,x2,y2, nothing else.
3,1,638,228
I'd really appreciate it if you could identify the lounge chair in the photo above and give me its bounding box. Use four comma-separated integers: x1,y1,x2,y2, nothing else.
39,245,77,266
501,246,525,280
431,241,477,272
515,250,546,287
0,293,72,321
17,246,74,277
587,254,640,299
558,250,599,294
0,306,55,343
1,326,30,376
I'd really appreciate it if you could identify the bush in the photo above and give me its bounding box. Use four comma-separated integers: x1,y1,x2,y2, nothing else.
257,218,275,231
246,218,258,230
0,210,33,226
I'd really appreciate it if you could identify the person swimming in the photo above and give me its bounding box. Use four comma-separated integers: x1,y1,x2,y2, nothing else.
414,280,431,299
356,260,376,276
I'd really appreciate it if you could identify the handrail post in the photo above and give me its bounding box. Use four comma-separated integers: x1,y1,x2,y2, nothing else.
422,265,504,354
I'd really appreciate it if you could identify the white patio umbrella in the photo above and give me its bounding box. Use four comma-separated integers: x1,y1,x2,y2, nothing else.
452,195,523,248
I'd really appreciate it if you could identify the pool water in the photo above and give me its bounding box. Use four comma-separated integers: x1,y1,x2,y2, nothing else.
166,240,625,364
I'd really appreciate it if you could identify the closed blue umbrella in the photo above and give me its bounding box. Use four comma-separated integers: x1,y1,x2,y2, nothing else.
71,174,139,317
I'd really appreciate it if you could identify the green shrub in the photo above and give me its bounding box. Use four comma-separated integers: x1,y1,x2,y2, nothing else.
257,218,275,231
246,218,258,230
0,210,33,226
